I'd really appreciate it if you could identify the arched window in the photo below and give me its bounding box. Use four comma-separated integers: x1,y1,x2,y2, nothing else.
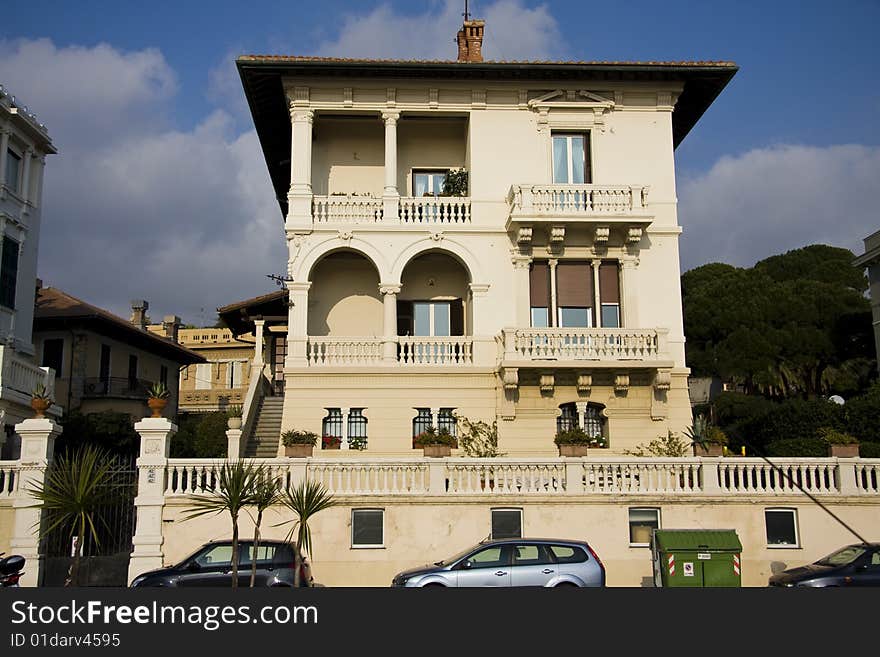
557,402,607,440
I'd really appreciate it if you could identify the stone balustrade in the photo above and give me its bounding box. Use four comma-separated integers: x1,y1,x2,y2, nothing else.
0,347,54,400
0,461,19,498
508,184,648,217
398,336,473,365
398,197,471,224
307,337,384,366
502,328,668,363
312,195,383,223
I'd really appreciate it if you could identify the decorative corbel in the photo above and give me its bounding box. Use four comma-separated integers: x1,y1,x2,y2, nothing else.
594,226,610,245
502,367,519,391
549,225,565,244
653,370,672,392
627,227,643,244
517,226,533,245
614,373,630,394
540,373,555,394
651,370,671,420
577,374,592,395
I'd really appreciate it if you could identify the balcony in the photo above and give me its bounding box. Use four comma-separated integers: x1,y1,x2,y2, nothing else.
500,328,671,369
311,195,471,225
305,337,475,367
506,184,652,244
0,347,57,412
179,387,245,411
81,377,152,400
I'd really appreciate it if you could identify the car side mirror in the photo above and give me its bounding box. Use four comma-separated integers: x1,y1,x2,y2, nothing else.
460,560,473,570
187,561,201,572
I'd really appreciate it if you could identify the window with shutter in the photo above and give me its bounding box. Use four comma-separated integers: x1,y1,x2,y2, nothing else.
529,261,550,327
555,261,593,327
0,237,19,309
599,261,621,328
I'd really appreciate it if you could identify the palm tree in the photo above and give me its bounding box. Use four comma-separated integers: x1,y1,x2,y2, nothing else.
28,445,116,587
280,480,337,587
247,466,281,587
182,460,257,589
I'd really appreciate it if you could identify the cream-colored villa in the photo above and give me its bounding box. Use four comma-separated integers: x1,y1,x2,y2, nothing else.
230,24,738,458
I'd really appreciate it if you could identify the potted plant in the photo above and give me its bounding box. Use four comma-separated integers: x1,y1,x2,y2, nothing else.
146,382,170,418
413,426,456,457
30,383,53,418
282,430,317,458
226,405,243,430
818,427,859,458
686,415,728,456
322,435,342,450
348,436,368,451
554,428,592,457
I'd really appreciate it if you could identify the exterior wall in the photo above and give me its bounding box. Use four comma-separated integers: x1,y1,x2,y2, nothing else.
159,496,880,587
177,328,252,411
308,253,382,336
312,117,384,196
858,230,880,366
397,118,467,194
0,500,13,554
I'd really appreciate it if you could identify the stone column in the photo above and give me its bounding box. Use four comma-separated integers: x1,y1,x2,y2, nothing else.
591,259,602,328
11,418,62,587
0,128,8,188
469,283,493,366
548,259,558,328
382,111,400,219
253,319,266,369
285,281,311,367
286,107,314,230
340,407,350,450
226,427,243,459
512,255,532,328
380,284,400,363
20,147,33,204
128,417,175,584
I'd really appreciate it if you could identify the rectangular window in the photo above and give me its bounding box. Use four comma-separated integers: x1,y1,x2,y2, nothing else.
99,344,111,386
552,133,591,184
599,261,621,328
348,408,368,449
412,170,448,197
352,509,384,548
412,408,433,440
42,338,64,378
5,149,21,191
765,508,799,548
0,237,19,309
629,508,660,547
437,408,457,437
555,261,593,327
160,365,168,387
323,408,343,439
127,355,138,389
529,261,551,327
226,360,243,388
413,301,451,337
194,363,211,390
491,508,522,539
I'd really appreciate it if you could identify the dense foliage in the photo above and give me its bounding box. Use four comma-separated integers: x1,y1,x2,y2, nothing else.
55,411,140,457
169,411,228,458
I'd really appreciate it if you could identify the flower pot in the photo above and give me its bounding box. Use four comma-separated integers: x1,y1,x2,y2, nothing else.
285,444,314,458
422,445,452,458
558,444,589,457
227,417,242,430
694,444,724,457
323,443,341,450
147,398,167,418
828,444,859,458
30,398,51,418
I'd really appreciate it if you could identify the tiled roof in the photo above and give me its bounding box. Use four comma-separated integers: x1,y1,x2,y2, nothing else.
238,55,736,67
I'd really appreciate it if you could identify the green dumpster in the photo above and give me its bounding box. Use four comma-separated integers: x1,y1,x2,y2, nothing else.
651,529,743,587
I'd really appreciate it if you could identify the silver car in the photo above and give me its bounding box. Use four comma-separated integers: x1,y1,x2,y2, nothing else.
391,538,605,587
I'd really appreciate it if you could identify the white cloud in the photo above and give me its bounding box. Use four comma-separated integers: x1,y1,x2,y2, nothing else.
0,39,284,325
678,144,880,271
316,0,565,60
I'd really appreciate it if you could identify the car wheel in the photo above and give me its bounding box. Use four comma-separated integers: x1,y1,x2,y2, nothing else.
554,582,578,587
422,583,446,588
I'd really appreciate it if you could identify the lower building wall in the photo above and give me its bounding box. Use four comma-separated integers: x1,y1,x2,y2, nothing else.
159,497,879,587
281,370,692,456
0,502,14,555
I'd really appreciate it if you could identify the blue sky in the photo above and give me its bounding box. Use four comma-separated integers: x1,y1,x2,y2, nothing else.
2,0,879,323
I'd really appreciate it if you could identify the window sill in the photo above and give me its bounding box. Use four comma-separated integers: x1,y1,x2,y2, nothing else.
629,543,651,549
351,545,385,550
766,544,800,549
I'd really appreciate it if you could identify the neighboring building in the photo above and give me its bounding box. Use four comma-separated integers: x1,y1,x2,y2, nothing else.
32,286,204,418
173,327,254,412
854,229,880,367
233,20,738,457
0,86,57,453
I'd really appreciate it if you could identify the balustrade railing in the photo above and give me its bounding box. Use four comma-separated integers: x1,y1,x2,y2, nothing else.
503,328,666,362
307,338,384,366
157,457,880,498
508,184,648,216
399,197,471,224
0,461,18,498
398,337,473,365
312,195,383,223
1,348,54,399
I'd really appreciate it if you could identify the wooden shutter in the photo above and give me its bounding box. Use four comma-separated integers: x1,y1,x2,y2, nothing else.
529,262,550,307
599,261,620,303
556,261,593,307
397,300,413,336
450,299,464,336
584,132,592,184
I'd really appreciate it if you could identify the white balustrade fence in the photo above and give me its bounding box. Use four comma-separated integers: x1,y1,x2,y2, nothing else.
504,328,663,361
308,460,430,495
0,461,18,498
312,196,383,223
399,197,471,224
1,348,54,398
716,459,838,495
307,338,384,366
509,184,648,216
582,459,702,494
445,460,566,495
398,337,473,365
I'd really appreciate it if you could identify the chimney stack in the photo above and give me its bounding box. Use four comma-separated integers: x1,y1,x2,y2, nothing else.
456,19,485,63
162,315,181,342
130,300,149,330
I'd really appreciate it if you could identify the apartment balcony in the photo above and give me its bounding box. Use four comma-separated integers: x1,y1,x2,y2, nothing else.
506,184,652,245
81,377,153,400
305,336,476,367
499,328,672,369
179,387,245,411
311,194,471,225
0,347,57,413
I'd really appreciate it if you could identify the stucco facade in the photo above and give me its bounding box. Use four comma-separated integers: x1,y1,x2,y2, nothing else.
854,229,880,367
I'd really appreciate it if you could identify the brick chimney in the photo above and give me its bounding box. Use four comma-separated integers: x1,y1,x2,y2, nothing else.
456,19,485,62
130,300,149,330
162,315,181,342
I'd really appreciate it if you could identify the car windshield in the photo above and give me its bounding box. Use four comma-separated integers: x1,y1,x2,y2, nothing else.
435,543,485,567
815,545,867,567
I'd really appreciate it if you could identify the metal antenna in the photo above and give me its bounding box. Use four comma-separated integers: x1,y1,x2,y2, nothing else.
464,0,470,21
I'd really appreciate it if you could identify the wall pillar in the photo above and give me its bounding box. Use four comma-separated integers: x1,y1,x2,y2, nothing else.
128,417,175,584
382,111,400,219
253,319,266,369
380,284,400,363
591,259,602,328
286,108,314,231
620,257,638,327
548,259,558,327
469,283,493,365
10,418,61,587
226,427,243,459
512,255,532,328
0,129,9,190
285,281,311,367
20,147,33,205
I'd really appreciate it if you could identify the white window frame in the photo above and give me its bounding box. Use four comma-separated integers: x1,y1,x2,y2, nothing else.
490,508,523,540
551,132,587,184
628,507,660,547
5,147,21,193
765,508,800,548
413,300,451,337
351,508,385,549
194,363,212,390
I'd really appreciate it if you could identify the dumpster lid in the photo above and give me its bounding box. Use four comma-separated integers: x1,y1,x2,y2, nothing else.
652,529,742,552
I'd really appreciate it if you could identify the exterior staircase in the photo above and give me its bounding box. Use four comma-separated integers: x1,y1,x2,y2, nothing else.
243,396,283,458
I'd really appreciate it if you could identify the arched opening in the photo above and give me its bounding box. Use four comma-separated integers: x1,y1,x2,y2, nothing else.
308,251,382,336
557,401,608,445
398,251,472,337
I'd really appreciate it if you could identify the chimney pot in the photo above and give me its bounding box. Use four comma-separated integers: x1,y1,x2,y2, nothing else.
130,300,149,330
456,19,485,63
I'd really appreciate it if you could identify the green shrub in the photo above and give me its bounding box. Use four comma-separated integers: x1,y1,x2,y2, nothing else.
764,438,828,457
859,442,880,458
844,383,880,443
816,426,857,445
414,427,457,447
281,430,318,446
624,432,690,457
